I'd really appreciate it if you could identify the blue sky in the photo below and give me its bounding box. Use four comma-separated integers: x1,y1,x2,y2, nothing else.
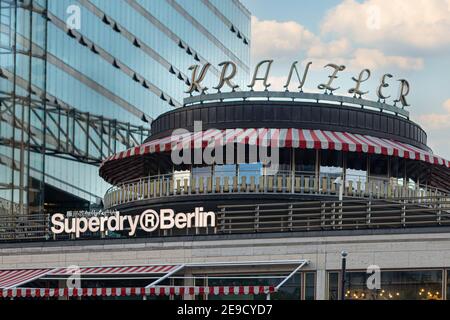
241,0,450,159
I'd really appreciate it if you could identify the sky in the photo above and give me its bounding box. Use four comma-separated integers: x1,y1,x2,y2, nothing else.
241,0,450,159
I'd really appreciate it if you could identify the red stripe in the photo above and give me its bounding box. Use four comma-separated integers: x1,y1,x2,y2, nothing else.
330,131,349,151
298,130,307,149
257,128,268,146
318,130,335,150
284,129,293,148
342,132,363,152
308,130,322,149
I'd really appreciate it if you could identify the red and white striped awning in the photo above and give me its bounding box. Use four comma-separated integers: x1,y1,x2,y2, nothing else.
0,269,52,289
101,128,450,169
0,286,275,298
49,265,178,276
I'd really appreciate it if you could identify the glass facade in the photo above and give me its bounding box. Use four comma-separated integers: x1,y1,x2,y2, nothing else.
328,270,445,300
0,0,250,219
194,272,315,300
148,148,433,195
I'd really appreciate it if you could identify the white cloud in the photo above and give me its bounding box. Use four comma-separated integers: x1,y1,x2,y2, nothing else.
251,16,424,72
348,48,424,71
251,16,316,61
321,0,450,51
306,38,352,60
444,99,450,112
417,99,450,129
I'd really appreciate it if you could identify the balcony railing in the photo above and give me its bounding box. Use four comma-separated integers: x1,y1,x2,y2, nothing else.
217,197,450,234
103,171,449,209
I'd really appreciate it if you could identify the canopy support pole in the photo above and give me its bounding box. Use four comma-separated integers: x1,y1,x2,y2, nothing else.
145,264,186,288
275,260,309,292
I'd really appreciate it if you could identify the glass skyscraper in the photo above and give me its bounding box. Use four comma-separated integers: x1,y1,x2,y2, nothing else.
0,0,250,229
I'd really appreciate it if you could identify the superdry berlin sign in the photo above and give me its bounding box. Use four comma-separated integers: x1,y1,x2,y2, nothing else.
51,207,216,238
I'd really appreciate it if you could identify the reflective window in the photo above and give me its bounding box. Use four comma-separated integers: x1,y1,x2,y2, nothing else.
320,150,343,179
294,149,316,174
304,273,316,300
346,152,368,184
206,274,302,301
345,270,443,300
328,272,340,300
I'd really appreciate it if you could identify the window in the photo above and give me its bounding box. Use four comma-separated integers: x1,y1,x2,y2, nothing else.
328,272,340,300
198,273,302,300
320,150,343,179
294,149,316,174
344,270,443,300
304,273,316,300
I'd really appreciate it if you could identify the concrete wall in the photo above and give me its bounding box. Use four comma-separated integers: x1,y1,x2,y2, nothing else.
2,228,450,299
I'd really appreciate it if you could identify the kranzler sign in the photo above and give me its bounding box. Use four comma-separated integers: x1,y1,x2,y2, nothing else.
186,60,411,108
51,207,216,238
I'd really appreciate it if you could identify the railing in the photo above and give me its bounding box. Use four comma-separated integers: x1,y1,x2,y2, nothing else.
1,196,450,242
0,213,50,241
103,171,449,209
216,197,450,233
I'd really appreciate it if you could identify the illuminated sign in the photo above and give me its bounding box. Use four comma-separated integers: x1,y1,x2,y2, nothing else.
51,207,216,238
186,60,411,108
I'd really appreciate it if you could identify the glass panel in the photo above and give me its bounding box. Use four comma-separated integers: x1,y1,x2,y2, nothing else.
206,274,302,301
369,154,388,181
320,150,343,179
304,272,316,300
345,270,443,300
346,152,368,186
294,149,316,174
328,272,340,300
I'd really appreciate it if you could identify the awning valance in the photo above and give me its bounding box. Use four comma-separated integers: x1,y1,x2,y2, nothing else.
101,128,450,169
0,286,275,298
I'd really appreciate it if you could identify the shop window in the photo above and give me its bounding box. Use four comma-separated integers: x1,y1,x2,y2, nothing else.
390,157,405,182
320,150,343,179
447,270,450,300
346,152,368,185
344,270,443,300
277,149,292,175
369,154,388,180
328,272,340,300
304,272,316,300
294,149,316,175
203,274,302,300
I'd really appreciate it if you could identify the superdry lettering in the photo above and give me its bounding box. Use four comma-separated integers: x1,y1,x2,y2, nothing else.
51,207,216,238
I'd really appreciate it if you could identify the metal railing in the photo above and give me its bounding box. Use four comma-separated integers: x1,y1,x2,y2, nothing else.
103,171,449,209
1,196,449,242
0,213,50,241
216,196,450,233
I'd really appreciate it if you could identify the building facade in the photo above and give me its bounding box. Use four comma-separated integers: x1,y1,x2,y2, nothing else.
2,0,450,302
1,88,449,300
0,0,251,233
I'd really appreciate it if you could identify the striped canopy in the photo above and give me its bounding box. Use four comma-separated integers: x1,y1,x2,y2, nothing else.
101,128,450,169
0,269,52,289
50,265,178,276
